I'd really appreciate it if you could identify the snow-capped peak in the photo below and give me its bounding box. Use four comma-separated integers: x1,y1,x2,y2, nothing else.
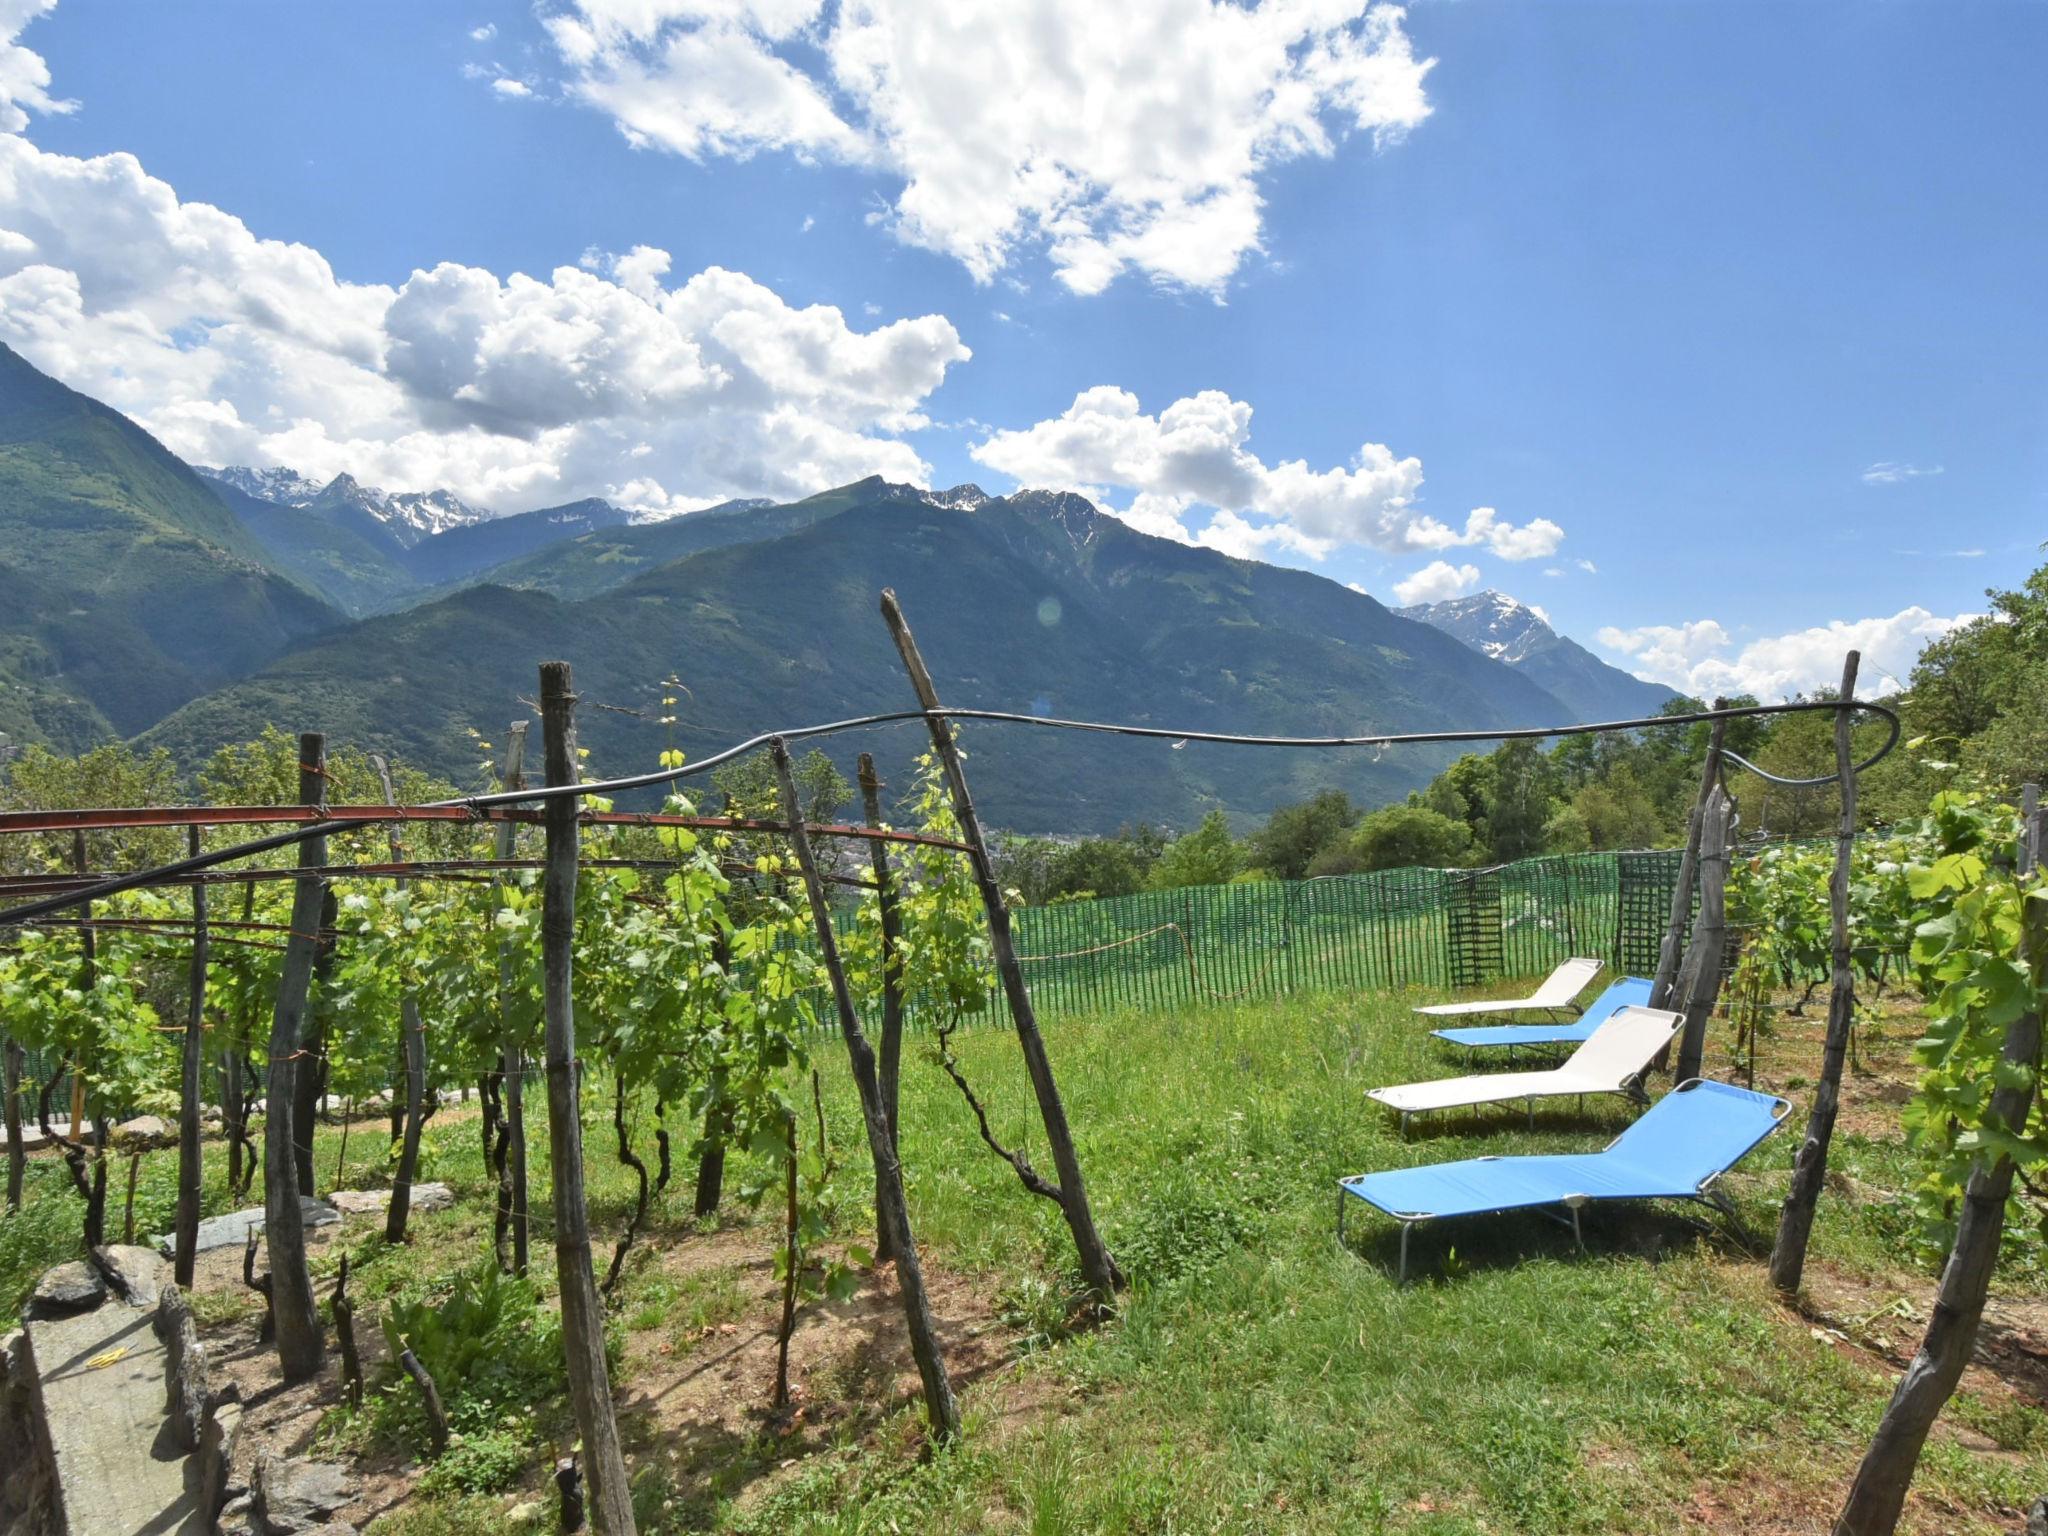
200,464,328,506
201,464,493,546
359,484,491,542
1396,589,1557,664
921,483,988,510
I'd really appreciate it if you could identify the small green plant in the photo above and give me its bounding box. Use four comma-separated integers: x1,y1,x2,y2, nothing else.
376,1261,564,1451
416,1427,534,1496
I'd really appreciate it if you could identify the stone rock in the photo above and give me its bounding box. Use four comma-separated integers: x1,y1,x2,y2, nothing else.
112,1113,174,1146
0,1329,51,1535
156,1197,340,1259
2028,1495,2048,1536
200,1392,245,1527
92,1242,164,1306
26,1261,104,1319
328,1182,454,1216
154,1282,208,1451
251,1452,351,1535
505,1499,546,1527
1823,1170,1895,1206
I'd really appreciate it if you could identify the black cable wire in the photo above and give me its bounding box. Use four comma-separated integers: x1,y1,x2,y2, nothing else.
0,695,1900,928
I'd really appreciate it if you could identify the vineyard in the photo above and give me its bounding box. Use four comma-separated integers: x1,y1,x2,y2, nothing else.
0,624,2043,1536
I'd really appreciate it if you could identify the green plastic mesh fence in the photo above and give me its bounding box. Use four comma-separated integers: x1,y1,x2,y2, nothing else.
938,847,1671,1028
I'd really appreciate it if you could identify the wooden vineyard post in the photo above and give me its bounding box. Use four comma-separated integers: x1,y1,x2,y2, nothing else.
1834,785,2044,1534
858,752,908,1263
537,663,637,1536
2,1036,20,1212
879,590,1124,1305
372,755,428,1244
1769,652,1862,1295
495,722,531,1275
70,831,88,1140
292,888,339,1198
1669,785,1736,1083
1651,707,1730,1011
265,732,329,1383
173,823,208,1288
772,739,961,1440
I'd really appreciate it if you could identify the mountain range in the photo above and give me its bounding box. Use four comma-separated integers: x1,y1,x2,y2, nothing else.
0,342,1670,831
1395,590,1675,722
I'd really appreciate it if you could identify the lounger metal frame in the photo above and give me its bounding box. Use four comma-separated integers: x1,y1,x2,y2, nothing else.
1336,1084,1792,1282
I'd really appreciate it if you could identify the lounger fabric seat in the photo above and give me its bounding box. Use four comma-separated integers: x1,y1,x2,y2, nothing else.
1368,1006,1679,1124
1412,956,1601,1018
1337,1080,1791,1279
1431,976,1654,1051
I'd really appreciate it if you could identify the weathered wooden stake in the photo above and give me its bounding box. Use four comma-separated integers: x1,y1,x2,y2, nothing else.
243,1225,274,1343
332,1254,363,1409
292,888,338,1198
495,722,532,1275
372,754,429,1245
264,733,330,1382
773,1105,799,1415
4,1034,23,1211
70,831,89,1142
1835,786,2044,1534
538,662,637,1535
1651,708,1730,1012
879,590,1123,1303
1771,652,1863,1294
398,1346,452,1453
773,737,960,1439
1670,786,1736,1082
858,752,907,1263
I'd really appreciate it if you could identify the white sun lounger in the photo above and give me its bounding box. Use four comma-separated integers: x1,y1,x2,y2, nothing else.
1411,956,1602,1019
1368,1005,1681,1133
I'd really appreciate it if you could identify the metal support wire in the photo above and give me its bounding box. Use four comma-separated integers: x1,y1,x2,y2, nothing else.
0,694,1899,929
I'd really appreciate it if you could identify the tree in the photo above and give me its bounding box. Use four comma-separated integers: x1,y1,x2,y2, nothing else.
713,745,850,824
1347,804,1474,871
1571,764,1664,849
0,742,182,874
1484,740,1551,862
1245,790,1358,881
1028,827,1166,903
1542,802,1592,854
1148,811,1242,890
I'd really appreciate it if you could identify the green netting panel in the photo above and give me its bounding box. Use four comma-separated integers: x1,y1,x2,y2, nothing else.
1445,869,1504,988
1614,849,1688,976
796,847,1662,1033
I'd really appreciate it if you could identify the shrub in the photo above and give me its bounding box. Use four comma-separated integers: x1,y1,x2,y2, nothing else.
376,1261,564,1450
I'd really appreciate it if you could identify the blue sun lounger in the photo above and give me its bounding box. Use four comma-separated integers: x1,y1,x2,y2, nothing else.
1336,1079,1791,1281
1430,975,1654,1054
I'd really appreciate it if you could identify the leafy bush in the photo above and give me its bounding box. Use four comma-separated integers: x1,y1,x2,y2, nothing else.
376,1261,564,1448
416,1428,533,1496
1113,1180,1261,1288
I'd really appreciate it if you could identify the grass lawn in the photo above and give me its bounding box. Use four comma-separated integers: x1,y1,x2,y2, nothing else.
4,979,2043,1533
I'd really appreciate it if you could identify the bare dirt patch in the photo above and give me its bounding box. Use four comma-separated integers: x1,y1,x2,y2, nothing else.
180,1200,1022,1527
1797,1259,2048,1411
611,1223,1020,1513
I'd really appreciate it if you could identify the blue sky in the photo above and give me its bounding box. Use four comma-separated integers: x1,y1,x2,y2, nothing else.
3,0,2043,698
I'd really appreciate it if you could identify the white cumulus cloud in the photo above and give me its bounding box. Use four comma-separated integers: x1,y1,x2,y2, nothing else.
970,384,1562,564
0,0,70,134
1595,607,1976,700
0,122,970,512
1391,560,1479,606
543,0,1434,296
